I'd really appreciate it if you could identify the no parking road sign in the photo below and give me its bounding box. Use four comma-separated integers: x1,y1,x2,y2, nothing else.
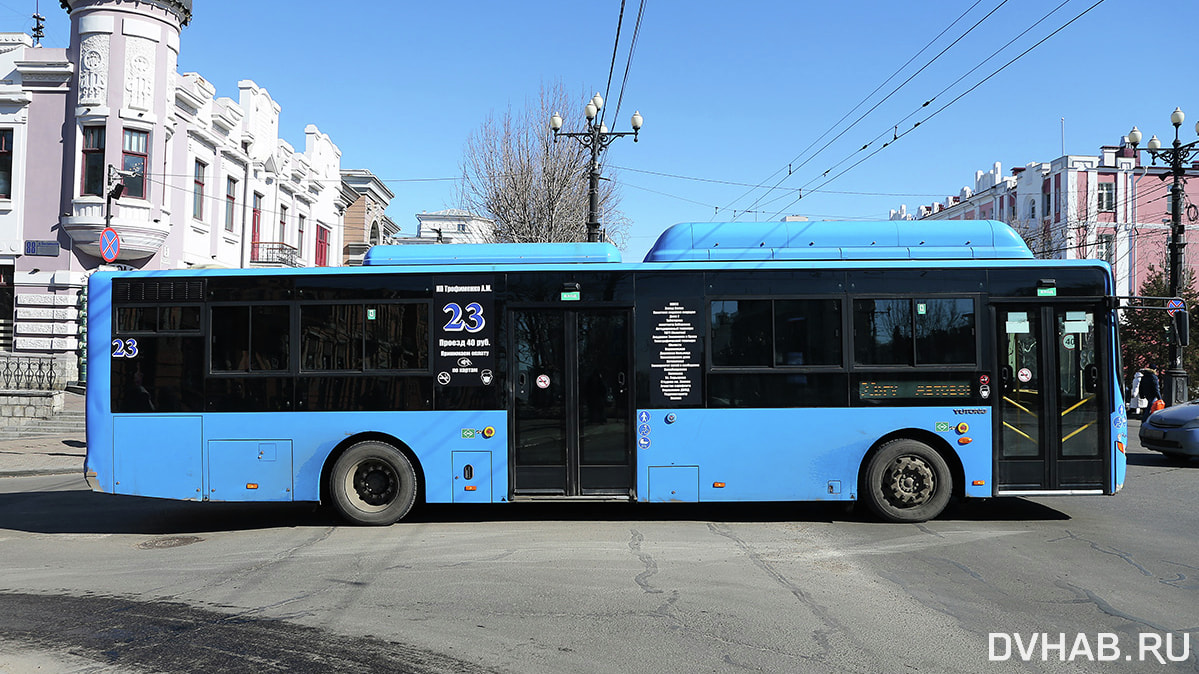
1167,298,1185,316
99,227,120,263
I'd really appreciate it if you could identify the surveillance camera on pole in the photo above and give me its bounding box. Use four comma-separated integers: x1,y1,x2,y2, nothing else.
105,164,142,229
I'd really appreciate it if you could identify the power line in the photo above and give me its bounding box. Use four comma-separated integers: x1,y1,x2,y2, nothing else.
723,0,1007,220
608,163,946,196
780,0,1073,213
599,0,627,129
611,0,646,127
766,0,1109,220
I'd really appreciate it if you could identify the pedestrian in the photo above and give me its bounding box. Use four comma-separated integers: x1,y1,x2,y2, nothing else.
1128,369,1144,417
1139,367,1162,419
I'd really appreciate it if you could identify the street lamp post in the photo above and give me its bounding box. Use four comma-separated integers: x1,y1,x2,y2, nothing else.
550,93,643,243
1128,108,1199,405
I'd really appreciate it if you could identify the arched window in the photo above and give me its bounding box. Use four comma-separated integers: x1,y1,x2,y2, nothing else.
369,222,380,245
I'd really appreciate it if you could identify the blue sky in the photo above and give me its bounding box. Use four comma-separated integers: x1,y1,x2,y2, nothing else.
11,0,1198,261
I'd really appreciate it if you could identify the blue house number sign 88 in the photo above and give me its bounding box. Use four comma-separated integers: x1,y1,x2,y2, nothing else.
111,338,139,358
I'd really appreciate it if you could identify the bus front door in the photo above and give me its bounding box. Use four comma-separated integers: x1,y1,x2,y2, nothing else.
511,309,633,497
996,304,1107,493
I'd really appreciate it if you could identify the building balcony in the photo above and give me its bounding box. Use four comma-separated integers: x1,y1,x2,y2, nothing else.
251,241,300,267
60,198,169,261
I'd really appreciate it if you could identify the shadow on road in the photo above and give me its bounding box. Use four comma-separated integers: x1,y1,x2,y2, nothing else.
0,591,493,674
0,476,1071,535
1126,451,1197,467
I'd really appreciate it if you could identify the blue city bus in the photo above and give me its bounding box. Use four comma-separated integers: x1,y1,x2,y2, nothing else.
84,220,1127,524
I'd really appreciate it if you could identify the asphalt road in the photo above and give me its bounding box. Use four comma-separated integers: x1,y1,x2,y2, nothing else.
0,435,1196,673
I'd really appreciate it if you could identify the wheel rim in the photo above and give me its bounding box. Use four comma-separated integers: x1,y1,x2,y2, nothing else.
344,458,398,513
884,455,936,508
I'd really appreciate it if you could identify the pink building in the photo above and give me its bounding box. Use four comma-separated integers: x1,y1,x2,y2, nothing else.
892,138,1199,300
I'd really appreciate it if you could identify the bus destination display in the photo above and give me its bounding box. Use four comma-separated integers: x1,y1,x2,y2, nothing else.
858,380,973,400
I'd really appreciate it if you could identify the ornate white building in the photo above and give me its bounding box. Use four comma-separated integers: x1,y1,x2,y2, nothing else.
0,0,386,381
411,209,495,244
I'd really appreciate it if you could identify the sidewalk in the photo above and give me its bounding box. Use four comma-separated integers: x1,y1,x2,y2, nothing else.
0,392,86,477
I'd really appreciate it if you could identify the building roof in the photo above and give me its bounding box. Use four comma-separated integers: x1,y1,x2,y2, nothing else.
60,0,193,25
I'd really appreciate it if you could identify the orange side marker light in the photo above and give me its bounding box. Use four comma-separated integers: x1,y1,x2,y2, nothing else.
246,483,258,490
713,482,726,488
464,485,477,491
957,437,972,445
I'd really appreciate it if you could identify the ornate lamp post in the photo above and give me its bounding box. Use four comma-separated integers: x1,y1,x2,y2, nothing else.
1128,108,1199,405
550,93,643,243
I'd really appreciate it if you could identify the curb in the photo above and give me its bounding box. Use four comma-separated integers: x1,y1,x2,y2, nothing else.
0,469,81,478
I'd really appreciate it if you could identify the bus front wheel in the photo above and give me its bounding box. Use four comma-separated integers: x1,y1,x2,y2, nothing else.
864,439,951,523
330,441,418,525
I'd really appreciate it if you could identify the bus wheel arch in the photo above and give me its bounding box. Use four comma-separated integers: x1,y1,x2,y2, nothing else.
322,433,425,526
859,430,962,523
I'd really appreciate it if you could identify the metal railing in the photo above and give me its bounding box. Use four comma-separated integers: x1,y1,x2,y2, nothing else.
251,241,300,267
0,354,59,390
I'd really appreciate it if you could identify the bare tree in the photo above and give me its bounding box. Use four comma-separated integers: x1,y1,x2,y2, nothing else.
1008,216,1057,259
457,82,629,246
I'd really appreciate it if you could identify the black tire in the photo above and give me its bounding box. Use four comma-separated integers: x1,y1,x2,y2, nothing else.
330,441,418,525
863,439,952,523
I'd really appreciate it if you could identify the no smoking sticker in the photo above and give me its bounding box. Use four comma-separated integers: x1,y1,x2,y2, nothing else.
536,374,550,389
1017,368,1032,383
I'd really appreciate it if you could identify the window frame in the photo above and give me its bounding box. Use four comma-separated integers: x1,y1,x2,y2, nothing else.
1097,182,1116,213
707,295,846,372
225,177,238,232
315,225,330,267
207,303,292,375
851,294,980,370
192,159,206,220
81,126,105,197
299,300,431,374
0,129,12,199
251,192,263,241
121,129,149,199
1098,232,1115,265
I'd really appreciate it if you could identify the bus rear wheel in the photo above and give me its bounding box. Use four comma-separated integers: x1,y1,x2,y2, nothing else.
330,441,418,525
864,439,951,523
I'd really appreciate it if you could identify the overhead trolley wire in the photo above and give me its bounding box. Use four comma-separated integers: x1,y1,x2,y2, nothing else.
610,0,646,126
599,0,627,129
766,0,1108,220
720,0,1000,220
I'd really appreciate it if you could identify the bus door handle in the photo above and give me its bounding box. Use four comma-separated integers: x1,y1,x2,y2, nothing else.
517,372,528,396
617,371,626,394
1085,364,1099,392
1000,366,1013,390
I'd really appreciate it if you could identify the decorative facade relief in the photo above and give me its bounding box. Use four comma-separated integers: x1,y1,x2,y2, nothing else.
166,48,177,111
77,34,109,106
124,36,155,111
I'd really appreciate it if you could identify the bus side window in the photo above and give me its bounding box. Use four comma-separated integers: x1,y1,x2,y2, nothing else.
211,306,249,371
